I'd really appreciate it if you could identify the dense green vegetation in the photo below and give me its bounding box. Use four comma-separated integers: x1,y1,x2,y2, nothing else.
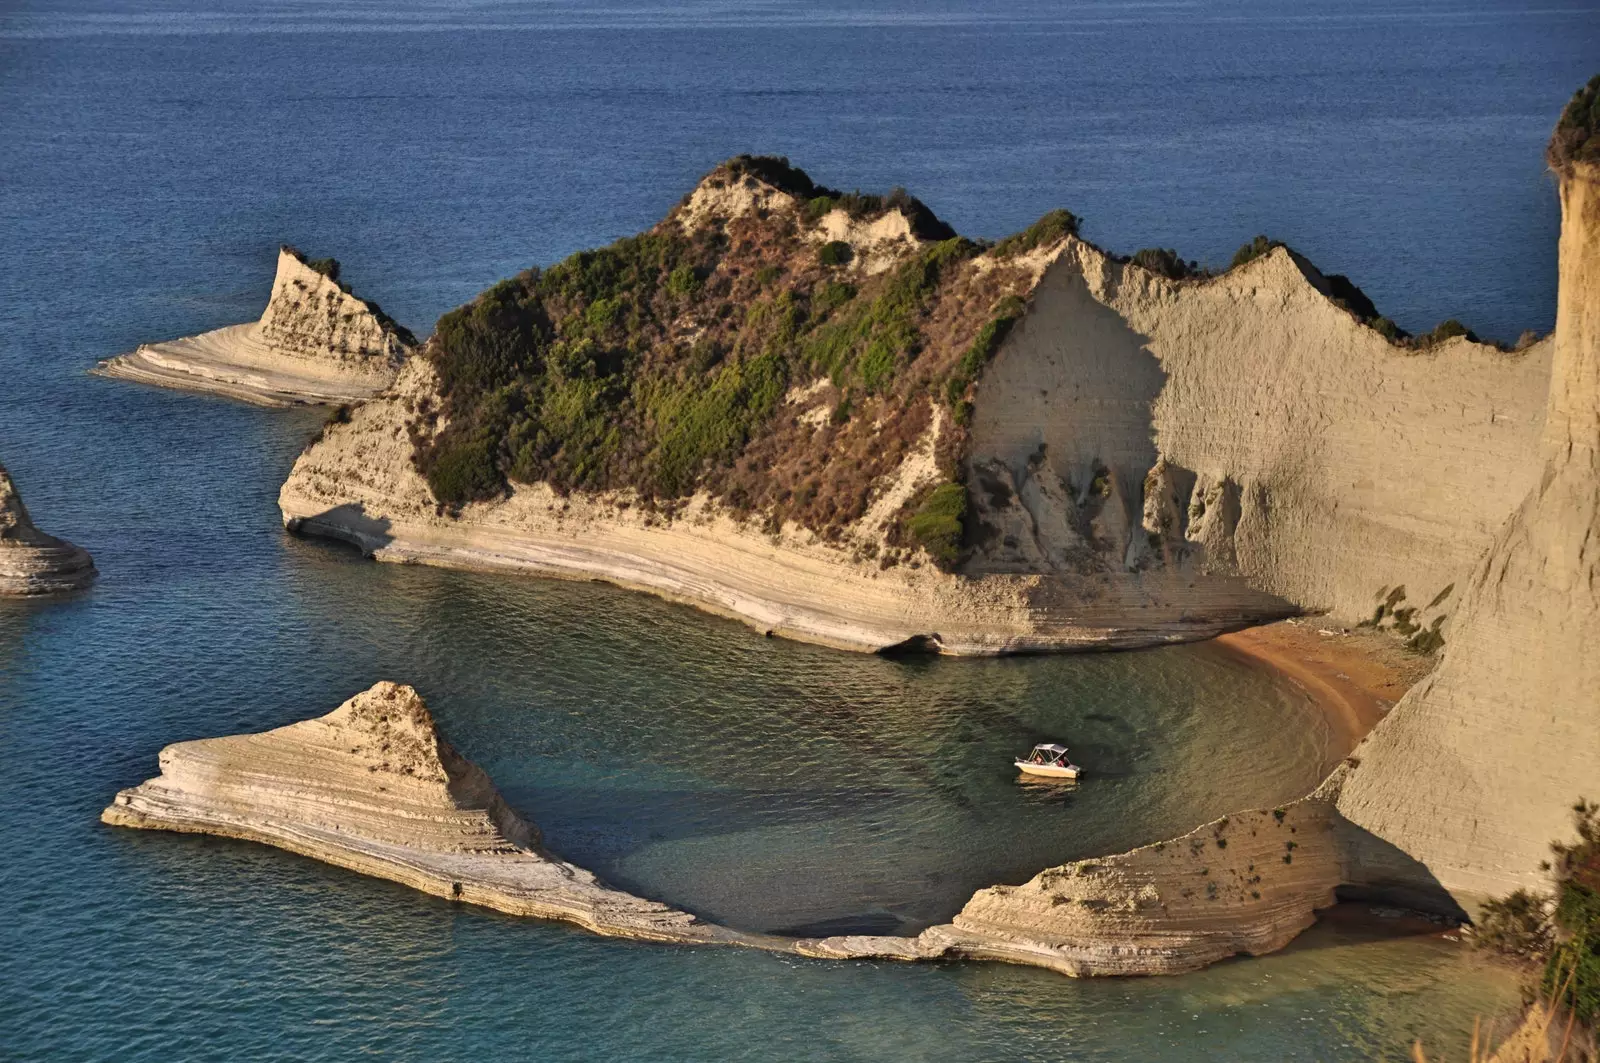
818,240,853,267
1549,73,1600,173
991,209,1079,257
412,164,1001,539
1478,801,1600,1025
416,228,749,506
1414,318,1478,346
796,237,979,395
904,482,968,566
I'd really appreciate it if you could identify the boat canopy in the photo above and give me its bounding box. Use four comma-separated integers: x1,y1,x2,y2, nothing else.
1031,743,1069,755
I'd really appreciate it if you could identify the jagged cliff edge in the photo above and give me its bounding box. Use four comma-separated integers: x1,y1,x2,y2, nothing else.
95,247,413,407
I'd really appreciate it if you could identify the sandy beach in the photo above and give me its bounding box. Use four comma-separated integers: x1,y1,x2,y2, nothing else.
1215,619,1433,753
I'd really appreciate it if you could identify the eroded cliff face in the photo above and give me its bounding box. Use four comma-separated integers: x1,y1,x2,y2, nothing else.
96,247,413,406
966,242,1553,637
281,359,1288,655
1331,160,1600,904
0,463,95,595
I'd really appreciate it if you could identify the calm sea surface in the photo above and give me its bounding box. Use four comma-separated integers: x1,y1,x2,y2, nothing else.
4,1,1593,1059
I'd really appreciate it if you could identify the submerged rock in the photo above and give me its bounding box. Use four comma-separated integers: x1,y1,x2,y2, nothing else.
0,463,95,595
96,247,413,407
102,681,746,944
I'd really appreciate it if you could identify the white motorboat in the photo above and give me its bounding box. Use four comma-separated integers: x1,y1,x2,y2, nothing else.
1015,742,1082,779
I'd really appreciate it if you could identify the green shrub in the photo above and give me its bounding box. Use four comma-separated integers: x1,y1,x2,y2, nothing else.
1230,235,1284,270
906,482,968,567
1478,889,1554,959
1542,801,1600,1023
666,265,703,298
818,241,853,267
1130,248,1200,280
1319,272,1382,322
992,209,1080,257
722,154,831,199
305,257,341,281
811,280,856,318
1416,318,1477,346
944,295,1026,406
1548,74,1600,173
1370,316,1401,341
424,431,504,508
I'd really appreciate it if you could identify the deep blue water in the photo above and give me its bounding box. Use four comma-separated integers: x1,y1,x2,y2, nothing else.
4,0,1592,1059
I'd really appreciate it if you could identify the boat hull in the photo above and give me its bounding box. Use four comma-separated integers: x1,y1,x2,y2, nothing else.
1014,761,1081,779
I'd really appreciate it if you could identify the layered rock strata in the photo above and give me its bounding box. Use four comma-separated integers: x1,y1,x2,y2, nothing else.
0,463,95,595
799,802,1340,976
968,244,1552,632
863,82,1600,973
1330,151,1600,903
280,162,1547,654
102,682,756,945
281,365,1291,656
97,247,413,406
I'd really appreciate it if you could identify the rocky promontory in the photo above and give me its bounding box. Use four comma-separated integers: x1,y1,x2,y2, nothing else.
97,247,413,407
102,681,755,945
281,156,1547,655
800,801,1341,976
0,463,95,595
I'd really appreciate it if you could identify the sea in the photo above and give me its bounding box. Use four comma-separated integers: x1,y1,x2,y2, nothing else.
3,1,1595,1059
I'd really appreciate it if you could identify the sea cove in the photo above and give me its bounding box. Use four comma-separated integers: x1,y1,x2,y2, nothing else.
5,0,1597,1058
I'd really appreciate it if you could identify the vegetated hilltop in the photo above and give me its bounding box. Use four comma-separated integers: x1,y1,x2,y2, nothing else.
410,155,1064,565
404,154,1538,589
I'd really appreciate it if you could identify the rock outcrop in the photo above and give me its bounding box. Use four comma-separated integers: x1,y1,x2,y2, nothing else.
102,681,752,944
97,247,413,406
280,363,1291,656
0,463,95,595
280,157,1548,655
799,801,1340,976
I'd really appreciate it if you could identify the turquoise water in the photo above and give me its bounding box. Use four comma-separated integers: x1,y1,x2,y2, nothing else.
6,0,1585,1057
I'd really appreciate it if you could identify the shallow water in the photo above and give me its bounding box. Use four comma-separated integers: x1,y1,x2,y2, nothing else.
6,0,1588,1057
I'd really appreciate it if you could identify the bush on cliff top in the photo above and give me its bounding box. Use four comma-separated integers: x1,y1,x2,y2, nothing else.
1130,247,1202,281
1549,73,1600,174
991,209,1080,257
1229,234,1284,270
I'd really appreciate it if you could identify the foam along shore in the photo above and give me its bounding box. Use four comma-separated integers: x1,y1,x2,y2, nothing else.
0,463,95,595
95,247,413,407
102,682,768,947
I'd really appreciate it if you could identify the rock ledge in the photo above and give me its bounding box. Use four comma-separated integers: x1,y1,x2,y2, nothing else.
95,247,412,407
0,463,95,595
102,682,749,945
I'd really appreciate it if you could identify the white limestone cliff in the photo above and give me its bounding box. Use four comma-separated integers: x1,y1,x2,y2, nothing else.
96,247,413,406
1330,158,1600,905
102,681,760,945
